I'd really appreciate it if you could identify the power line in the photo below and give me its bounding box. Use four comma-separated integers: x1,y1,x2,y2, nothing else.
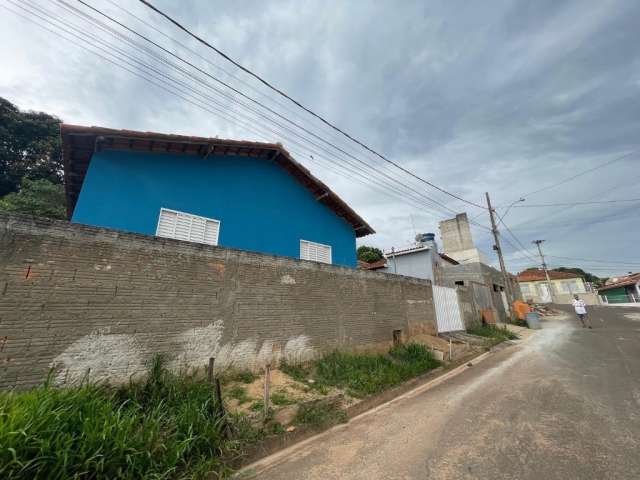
65,0,490,225
545,255,640,266
133,0,488,211
8,1,443,218
7,1,490,231
519,150,636,198
46,0,462,218
497,217,538,263
496,198,640,208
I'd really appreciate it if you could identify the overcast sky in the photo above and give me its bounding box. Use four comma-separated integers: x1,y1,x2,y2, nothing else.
1,0,639,277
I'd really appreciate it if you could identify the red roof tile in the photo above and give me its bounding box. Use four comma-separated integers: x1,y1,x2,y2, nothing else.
516,268,582,282
598,273,640,292
358,259,387,270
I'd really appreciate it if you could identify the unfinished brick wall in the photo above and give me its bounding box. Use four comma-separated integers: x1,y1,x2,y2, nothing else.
0,213,437,389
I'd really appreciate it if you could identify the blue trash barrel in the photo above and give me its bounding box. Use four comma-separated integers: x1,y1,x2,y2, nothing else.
526,312,542,329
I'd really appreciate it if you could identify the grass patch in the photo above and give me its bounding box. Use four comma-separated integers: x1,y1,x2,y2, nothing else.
313,343,441,398
227,385,252,405
226,371,258,384
270,391,296,406
468,324,519,341
294,401,348,429
0,356,268,479
279,362,310,383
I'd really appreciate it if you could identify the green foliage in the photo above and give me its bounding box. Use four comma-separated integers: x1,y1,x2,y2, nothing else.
553,267,604,286
279,362,310,383
270,391,295,406
357,245,383,263
226,371,258,384
227,386,251,405
294,401,348,429
314,344,441,398
0,97,62,198
468,324,519,341
0,178,66,219
0,355,265,479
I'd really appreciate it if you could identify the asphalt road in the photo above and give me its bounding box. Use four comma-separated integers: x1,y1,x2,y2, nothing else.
247,306,640,479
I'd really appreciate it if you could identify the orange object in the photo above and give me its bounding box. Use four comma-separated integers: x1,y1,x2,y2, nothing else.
513,300,531,320
481,309,496,325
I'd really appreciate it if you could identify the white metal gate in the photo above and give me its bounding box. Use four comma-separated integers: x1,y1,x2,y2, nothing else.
433,285,465,333
538,283,552,303
500,291,510,315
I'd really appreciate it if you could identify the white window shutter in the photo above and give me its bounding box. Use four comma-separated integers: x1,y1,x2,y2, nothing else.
300,240,332,264
156,208,220,246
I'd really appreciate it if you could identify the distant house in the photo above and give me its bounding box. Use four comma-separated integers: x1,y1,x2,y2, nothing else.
61,125,374,267
598,273,640,304
517,268,590,303
359,233,457,284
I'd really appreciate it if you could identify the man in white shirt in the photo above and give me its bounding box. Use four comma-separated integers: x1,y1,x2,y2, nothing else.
572,295,592,328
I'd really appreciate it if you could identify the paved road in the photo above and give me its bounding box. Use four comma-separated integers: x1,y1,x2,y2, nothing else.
248,306,640,479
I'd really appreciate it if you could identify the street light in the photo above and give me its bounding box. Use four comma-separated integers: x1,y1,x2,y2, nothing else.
499,197,525,221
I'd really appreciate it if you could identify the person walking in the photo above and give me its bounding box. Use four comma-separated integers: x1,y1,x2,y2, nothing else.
572,295,592,328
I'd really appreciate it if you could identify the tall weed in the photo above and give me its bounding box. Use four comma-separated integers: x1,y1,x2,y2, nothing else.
0,356,256,479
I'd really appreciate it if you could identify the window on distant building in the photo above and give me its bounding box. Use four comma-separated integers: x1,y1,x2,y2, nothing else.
300,239,332,264
560,279,581,293
156,208,220,246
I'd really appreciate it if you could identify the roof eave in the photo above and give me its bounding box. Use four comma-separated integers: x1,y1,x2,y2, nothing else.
60,124,375,237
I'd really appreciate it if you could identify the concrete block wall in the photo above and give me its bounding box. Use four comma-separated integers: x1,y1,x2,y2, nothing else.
0,213,437,389
439,213,475,253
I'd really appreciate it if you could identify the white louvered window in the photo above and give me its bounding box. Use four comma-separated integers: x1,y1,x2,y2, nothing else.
300,240,332,264
156,208,220,246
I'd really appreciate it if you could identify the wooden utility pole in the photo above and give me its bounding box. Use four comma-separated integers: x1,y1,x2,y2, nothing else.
486,192,514,317
532,240,554,302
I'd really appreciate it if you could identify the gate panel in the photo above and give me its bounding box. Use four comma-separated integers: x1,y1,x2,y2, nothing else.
433,285,465,333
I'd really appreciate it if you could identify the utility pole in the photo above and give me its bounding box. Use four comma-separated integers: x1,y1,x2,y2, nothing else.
532,240,554,302
485,192,514,318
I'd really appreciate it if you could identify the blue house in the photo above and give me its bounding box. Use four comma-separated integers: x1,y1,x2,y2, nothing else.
61,125,374,267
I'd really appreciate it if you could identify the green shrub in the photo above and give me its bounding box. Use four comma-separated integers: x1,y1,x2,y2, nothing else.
226,371,258,384
0,356,261,479
294,402,347,429
227,386,251,405
467,324,519,341
314,344,440,398
270,391,295,406
279,362,309,382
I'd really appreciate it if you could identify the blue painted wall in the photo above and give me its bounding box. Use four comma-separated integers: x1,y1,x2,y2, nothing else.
71,150,357,266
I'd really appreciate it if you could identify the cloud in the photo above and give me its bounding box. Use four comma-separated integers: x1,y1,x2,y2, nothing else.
1,0,638,276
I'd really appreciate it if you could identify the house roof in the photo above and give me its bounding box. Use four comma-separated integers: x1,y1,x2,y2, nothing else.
358,250,458,270
598,272,640,292
60,124,375,237
384,245,430,258
358,259,387,270
439,253,460,265
516,268,582,282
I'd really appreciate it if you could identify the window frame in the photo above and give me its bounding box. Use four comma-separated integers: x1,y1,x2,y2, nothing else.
156,207,221,246
300,239,332,264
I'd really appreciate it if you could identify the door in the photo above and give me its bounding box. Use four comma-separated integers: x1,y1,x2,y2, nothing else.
500,291,510,314
433,285,465,333
538,283,552,303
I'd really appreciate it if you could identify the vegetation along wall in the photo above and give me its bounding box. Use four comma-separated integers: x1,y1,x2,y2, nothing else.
0,212,437,389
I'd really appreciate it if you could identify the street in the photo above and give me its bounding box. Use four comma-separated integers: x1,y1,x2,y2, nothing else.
248,306,640,479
